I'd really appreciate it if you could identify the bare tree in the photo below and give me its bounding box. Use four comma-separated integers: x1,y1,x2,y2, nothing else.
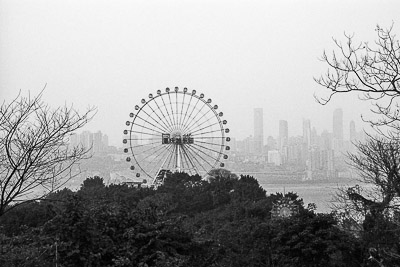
0,90,96,216
332,135,400,264
315,23,400,264
314,24,400,134
338,135,400,214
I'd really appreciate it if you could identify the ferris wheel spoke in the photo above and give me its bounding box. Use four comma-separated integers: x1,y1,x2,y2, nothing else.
145,101,171,131
165,145,177,169
130,120,165,135
182,102,208,132
180,97,201,132
151,97,174,131
145,145,173,177
195,139,224,147
129,140,161,149
167,92,177,130
129,137,161,141
180,94,194,131
129,130,161,137
190,121,221,136
191,136,225,140
159,93,176,130
178,146,190,172
192,143,224,158
175,91,180,131
184,145,215,170
150,145,175,178
136,107,170,133
184,113,217,134
182,102,211,133
182,144,210,173
147,98,174,131
178,92,186,128
191,128,223,137
180,145,199,173
142,146,167,164
138,142,167,157
132,113,168,134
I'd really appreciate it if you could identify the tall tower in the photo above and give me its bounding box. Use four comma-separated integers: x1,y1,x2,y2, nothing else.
279,120,288,148
279,120,288,163
80,131,93,151
303,119,311,149
254,108,264,154
93,131,103,153
333,108,344,153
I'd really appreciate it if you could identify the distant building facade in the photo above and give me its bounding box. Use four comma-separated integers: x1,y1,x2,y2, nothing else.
279,120,288,163
253,108,264,154
70,130,110,154
333,108,344,154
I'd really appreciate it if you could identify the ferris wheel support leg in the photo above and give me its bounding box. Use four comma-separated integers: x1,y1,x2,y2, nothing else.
176,145,181,172
154,149,173,185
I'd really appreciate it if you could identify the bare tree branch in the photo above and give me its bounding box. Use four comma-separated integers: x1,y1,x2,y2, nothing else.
314,24,400,135
0,89,96,216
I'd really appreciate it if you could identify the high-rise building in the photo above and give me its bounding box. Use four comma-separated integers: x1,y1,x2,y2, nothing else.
279,120,288,149
279,120,288,163
287,136,303,165
245,136,255,154
253,108,264,154
333,108,344,153
93,131,103,153
68,130,111,154
266,136,277,151
303,119,311,149
321,130,333,151
80,131,93,150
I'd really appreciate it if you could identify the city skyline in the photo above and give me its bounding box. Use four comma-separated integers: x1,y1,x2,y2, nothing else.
231,107,365,151
235,107,365,144
76,106,366,149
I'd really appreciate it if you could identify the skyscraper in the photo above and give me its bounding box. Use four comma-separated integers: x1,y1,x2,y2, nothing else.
279,120,288,149
93,131,103,153
279,120,288,163
254,108,264,154
80,131,93,150
303,119,311,149
333,108,344,153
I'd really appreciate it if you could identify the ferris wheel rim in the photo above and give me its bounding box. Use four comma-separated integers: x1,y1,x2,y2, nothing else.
123,87,230,183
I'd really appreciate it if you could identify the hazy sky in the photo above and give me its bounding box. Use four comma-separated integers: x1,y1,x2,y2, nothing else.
1,0,398,146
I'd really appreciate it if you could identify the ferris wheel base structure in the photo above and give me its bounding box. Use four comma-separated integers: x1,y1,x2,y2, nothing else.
123,87,231,186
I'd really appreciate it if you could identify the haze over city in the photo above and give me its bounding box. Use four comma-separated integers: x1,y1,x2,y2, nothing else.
1,0,398,145
3,2,400,264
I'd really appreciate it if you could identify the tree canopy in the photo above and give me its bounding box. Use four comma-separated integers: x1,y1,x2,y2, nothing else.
0,173,365,266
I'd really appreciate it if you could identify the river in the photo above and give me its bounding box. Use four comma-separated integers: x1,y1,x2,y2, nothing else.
256,176,359,213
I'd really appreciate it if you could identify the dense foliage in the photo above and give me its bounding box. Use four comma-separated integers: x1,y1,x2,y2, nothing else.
0,172,378,266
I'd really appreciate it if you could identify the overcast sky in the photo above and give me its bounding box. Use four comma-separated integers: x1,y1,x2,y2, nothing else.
1,0,398,146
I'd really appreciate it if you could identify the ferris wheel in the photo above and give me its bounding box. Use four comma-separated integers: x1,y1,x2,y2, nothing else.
123,87,230,185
